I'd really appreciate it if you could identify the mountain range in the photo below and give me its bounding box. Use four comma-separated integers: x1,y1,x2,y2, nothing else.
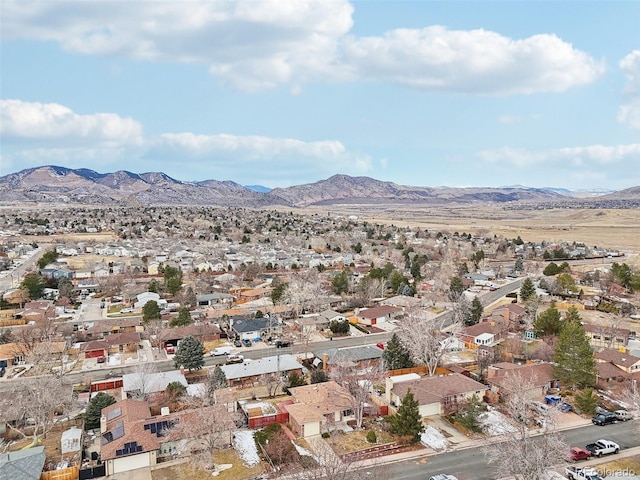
0,166,637,208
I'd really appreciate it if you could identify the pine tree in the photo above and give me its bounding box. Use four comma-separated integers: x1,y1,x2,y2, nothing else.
174,336,205,371
468,297,484,326
142,300,161,324
383,333,414,370
85,392,116,430
533,304,562,337
574,388,598,415
170,307,192,328
449,276,465,301
519,277,536,302
310,369,329,384
554,315,596,389
207,366,228,396
389,389,422,443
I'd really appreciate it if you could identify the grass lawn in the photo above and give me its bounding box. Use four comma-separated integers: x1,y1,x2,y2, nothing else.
326,423,395,454
151,449,264,480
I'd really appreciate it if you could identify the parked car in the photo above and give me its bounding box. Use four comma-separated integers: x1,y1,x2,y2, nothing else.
210,346,234,356
242,339,252,348
531,401,550,415
569,446,591,462
226,354,244,365
614,409,633,422
96,355,106,363
165,344,175,354
565,466,604,480
592,411,618,426
585,439,620,457
429,475,459,480
275,340,291,348
234,339,242,348
0,367,5,378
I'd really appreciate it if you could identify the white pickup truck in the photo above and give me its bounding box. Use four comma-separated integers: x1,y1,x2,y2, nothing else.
584,439,620,457
565,466,603,480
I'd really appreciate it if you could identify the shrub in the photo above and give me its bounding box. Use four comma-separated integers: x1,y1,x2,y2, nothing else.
366,430,377,443
321,432,331,439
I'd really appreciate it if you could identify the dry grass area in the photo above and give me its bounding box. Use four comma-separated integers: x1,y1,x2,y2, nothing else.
305,206,640,253
594,456,640,474
326,423,395,454
151,449,264,480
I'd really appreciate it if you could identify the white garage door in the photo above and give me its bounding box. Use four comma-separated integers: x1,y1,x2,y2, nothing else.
113,453,151,473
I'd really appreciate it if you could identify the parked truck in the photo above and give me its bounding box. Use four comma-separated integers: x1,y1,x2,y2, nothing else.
565,466,603,480
584,439,620,457
210,346,234,356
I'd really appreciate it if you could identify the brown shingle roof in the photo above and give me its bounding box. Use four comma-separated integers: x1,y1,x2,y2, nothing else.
595,348,640,369
357,306,399,319
391,373,486,406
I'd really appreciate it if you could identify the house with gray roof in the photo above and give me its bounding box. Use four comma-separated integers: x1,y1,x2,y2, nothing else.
220,354,305,388
313,345,383,372
0,446,46,480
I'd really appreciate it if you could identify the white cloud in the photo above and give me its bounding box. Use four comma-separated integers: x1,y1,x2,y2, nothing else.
478,143,640,167
341,27,603,94
0,99,143,146
2,2,602,95
0,99,371,184
618,50,640,131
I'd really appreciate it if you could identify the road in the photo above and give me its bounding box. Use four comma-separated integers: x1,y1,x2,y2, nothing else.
0,246,45,292
385,420,639,479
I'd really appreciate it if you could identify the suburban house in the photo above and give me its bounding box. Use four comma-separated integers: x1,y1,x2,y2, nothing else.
196,293,234,307
354,306,400,326
133,292,167,310
122,370,188,400
460,322,505,349
583,323,631,349
0,446,46,480
387,373,487,417
232,287,273,304
490,303,526,329
158,324,220,350
80,318,143,340
594,348,640,374
486,362,559,400
295,309,347,334
13,300,55,323
313,345,383,373
229,316,281,341
284,381,355,437
100,399,235,476
219,354,304,389
81,332,141,360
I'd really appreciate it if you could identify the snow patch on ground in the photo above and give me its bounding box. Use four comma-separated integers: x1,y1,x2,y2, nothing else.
420,425,448,450
294,443,318,461
233,429,260,467
479,409,517,436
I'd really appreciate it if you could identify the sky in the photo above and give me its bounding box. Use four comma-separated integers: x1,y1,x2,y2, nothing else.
1,1,639,191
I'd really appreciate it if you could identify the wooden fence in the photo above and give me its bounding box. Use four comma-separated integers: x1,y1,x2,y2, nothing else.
248,412,289,429
41,465,79,480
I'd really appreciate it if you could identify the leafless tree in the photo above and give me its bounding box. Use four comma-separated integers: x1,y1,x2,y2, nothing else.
329,357,385,429
596,314,627,349
5,374,74,446
264,372,285,398
167,403,235,470
485,372,568,480
286,439,389,480
127,361,158,400
397,308,459,376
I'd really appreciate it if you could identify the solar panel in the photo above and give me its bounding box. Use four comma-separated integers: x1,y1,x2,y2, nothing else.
112,421,124,441
106,407,122,421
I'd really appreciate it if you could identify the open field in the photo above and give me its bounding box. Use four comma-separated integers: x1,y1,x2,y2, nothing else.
302,206,640,254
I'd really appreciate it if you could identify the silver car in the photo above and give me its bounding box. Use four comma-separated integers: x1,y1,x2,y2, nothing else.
429,475,459,480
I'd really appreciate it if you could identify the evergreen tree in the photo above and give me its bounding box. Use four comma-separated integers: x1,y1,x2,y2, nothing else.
468,297,484,326
574,388,598,415
270,283,288,304
174,336,205,371
564,306,582,323
85,392,116,430
388,390,423,443
383,333,414,370
170,307,192,327
21,273,45,300
207,366,228,395
332,270,350,294
148,279,161,293
449,276,465,301
533,304,563,337
554,316,596,389
519,277,536,302
285,371,306,393
142,300,161,324
165,381,187,401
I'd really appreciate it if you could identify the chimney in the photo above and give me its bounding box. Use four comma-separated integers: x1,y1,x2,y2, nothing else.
322,353,328,370
100,416,107,434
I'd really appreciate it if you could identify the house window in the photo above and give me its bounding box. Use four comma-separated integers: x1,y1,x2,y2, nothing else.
593,335,601,340
343,409,353,417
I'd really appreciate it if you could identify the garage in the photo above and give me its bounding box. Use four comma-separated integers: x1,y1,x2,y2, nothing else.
109,452,152,474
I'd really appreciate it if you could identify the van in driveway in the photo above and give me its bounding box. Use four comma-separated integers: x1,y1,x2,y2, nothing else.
614,410,633,421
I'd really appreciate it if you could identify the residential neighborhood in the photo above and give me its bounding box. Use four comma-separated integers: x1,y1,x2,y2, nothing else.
0,205,639,480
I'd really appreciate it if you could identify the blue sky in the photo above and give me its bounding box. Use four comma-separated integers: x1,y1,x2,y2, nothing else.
1,1,639,190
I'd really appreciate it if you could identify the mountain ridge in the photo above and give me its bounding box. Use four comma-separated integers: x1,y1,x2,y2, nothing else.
0,166,637,208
